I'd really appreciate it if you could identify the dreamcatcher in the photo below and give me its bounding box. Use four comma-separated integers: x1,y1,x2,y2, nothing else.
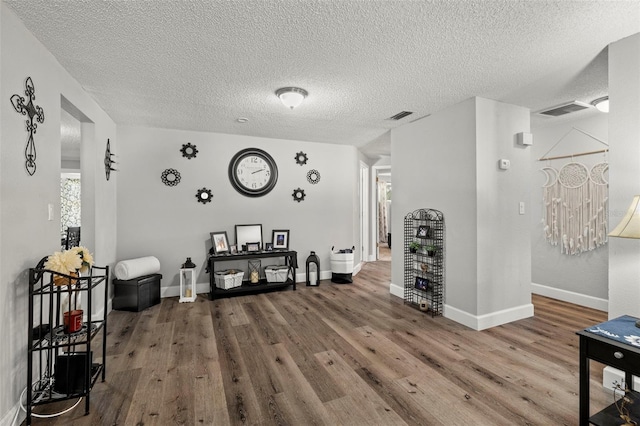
540,128,609,255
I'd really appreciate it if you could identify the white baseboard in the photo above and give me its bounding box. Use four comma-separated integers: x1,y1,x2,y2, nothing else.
444,303,535,331
387,284,533,330
2,403,20,426
353,262,362,276
389,282,403,298
531,282,608,312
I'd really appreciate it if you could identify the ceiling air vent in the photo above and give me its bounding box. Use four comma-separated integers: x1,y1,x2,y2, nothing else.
537,101,590,117
387,111,413,121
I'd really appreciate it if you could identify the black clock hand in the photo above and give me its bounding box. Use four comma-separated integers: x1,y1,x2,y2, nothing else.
252,169,265,174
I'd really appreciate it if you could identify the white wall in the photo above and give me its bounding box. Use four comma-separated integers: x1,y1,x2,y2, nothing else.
475,97,532,319
116,126,359,294
391,98,478,313
0,5,117,425
608,33,640,320
391,97,532,330
531,113,609,310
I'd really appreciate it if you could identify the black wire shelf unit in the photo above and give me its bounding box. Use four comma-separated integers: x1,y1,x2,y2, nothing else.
404,208,445,317
26,264,109,425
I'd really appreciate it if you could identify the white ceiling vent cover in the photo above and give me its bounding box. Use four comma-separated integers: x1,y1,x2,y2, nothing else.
537,101,591,117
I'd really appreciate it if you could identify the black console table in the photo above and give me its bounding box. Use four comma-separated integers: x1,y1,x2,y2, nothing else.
208,250,297,300
577,315,640,425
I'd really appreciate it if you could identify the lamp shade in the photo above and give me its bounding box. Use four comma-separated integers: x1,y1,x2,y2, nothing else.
276,87,308,109
609,195,640,238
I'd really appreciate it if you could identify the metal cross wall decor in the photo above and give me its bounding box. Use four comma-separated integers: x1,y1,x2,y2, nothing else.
10,77,45,176
104,139,117,181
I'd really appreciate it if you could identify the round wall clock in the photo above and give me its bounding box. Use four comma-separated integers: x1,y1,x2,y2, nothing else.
228,148,278,197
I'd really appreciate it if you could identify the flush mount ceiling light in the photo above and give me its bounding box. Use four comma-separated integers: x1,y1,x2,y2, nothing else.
591,96,609,113
275,87,308,109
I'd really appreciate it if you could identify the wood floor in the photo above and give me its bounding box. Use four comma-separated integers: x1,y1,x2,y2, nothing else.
27,260,613,425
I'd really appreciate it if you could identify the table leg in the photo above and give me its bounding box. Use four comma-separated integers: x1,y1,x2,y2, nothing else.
579,335,589,426
626,371,634,391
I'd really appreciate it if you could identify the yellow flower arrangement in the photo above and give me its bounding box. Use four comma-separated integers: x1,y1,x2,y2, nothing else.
70,246,94,274
44,246,94,285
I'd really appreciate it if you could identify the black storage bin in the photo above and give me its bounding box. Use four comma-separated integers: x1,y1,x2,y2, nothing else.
113,273,162,312
54,352,92,394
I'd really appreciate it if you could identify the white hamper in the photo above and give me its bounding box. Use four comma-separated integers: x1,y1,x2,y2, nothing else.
330,246,354,284
214,270,244,290
265,265,290,283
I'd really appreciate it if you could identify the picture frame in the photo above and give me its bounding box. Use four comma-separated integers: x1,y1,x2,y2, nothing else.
272,229,289,250
246,242,261,253
230,245,238,255
414,276,429,291
416,225,431,238
235,224,263,248
265,242,273,251
210,231,230,255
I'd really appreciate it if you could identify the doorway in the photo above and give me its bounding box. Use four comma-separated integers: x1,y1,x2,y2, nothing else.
60,107,81,248
359,162,369,264
374,166,392,261
60,96,95,251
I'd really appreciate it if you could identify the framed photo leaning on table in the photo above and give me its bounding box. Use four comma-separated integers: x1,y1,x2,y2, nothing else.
210,231,230,255
272,230,290,250
247,242,261,253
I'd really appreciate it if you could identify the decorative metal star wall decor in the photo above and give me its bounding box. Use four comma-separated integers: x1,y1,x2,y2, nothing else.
10,77,45,176
292,188,306,202
196,187,213,204
295,151,308,166
307,169,321,184
161,168,181,186
181,143,198,159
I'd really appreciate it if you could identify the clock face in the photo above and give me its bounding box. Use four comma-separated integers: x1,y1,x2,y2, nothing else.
229,148,278,197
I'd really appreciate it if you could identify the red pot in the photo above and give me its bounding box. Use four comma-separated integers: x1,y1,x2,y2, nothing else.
63,309,83,333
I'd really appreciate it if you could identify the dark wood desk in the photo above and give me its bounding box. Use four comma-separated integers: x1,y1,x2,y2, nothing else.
208,250,297,300
577,316,640,425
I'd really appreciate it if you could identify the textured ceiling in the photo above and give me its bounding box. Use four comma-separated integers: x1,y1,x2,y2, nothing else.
4,0,640,158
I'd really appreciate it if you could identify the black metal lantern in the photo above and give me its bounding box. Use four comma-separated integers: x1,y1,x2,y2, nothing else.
306,251,320,286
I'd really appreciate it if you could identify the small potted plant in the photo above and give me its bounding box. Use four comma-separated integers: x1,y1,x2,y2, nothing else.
409,241,422,253
424,244,439,257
